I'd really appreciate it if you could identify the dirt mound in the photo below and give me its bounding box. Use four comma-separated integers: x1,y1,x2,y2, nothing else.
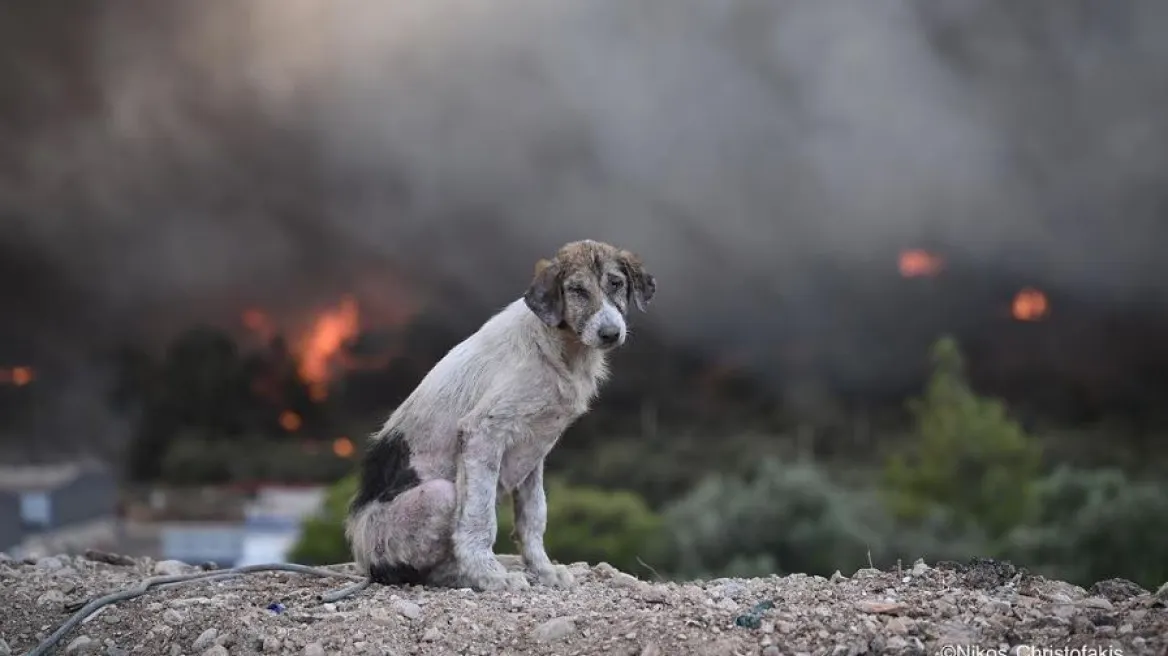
1,552,1165,655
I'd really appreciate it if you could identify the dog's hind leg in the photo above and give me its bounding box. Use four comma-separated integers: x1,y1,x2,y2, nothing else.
345,479,456,585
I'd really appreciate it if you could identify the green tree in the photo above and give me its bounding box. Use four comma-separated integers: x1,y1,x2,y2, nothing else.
882,336,1042,538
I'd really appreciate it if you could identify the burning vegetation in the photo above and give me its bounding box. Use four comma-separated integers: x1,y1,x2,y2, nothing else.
0,366,34,386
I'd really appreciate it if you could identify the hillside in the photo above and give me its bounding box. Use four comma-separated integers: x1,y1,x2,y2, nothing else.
0,552,1164,656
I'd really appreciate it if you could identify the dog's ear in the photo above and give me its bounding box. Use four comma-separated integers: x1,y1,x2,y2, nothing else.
617,249,656,312
524,258,564,327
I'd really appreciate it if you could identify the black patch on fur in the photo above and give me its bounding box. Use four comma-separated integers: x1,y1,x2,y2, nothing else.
369,562,429,586
350,429,422,514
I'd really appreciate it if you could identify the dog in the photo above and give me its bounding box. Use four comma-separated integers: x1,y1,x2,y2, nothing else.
345,239,656,591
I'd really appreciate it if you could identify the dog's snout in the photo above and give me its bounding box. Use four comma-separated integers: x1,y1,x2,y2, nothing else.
598,325,621,346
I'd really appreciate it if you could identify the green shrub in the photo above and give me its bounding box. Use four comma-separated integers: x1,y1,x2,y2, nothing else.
882,336,1043,538
660,457,989,580
496,478,666,576
1001,466,1168,589
288,474,666,575
287,474,357,565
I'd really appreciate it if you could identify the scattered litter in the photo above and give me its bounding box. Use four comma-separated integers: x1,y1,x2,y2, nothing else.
733,600,775,629
267,602,286,614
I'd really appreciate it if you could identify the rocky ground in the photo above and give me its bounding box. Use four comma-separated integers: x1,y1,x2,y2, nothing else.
1,551,1165,656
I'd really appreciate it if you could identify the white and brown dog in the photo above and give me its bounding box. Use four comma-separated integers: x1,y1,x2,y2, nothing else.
345,239,655,591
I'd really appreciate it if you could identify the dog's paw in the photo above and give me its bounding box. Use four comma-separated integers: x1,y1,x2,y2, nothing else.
530,563,576,589
464,564,534,590
475,569,531,592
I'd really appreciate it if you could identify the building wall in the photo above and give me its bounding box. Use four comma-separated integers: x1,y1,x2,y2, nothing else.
0,492,23,552
49,470,117,529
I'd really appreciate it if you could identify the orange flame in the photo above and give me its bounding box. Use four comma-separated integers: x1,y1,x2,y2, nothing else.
1012,288,1049,322
279,410,302,432
333,437,355,458
898,249,944,278
0,366,35,386
297,295,361,401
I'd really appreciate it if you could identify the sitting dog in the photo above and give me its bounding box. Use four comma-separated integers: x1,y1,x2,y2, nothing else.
345,239,655,591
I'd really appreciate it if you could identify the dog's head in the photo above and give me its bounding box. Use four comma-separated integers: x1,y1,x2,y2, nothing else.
524,240,656,350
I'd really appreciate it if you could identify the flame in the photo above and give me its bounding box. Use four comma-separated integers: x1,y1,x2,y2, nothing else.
279,410,302,432
297,295,360,401
333,437,355,458
0,366,35,386
1012,288,1049,321
899,249,944,278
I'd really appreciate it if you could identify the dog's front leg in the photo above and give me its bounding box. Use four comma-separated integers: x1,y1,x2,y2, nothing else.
513,460,575,588
452,423,529,592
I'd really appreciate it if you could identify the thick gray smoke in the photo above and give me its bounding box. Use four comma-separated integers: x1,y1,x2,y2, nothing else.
3,0,1168,386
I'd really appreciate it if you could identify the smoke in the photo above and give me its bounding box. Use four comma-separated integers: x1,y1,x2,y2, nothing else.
3,0,1168,391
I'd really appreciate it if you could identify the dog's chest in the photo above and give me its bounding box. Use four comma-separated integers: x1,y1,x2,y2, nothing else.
497,410,578,491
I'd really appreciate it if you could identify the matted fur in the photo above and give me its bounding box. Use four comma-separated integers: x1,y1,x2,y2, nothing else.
346,240,655,591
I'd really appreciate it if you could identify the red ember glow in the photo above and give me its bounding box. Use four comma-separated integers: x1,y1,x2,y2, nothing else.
898,249,944,278
1012,288,1049,322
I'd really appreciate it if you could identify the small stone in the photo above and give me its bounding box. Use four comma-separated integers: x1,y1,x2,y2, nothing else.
421,627,443,642
609,572,640,588
856,601,907,615
853,568,881,579
202,647,229,656
192,628,219,652
65,635,98,654
83,549,136,567
830,570,845,583
715,582,746,599
531,616,577,643
162,609,185,626
303,643,326,656
369,607,392,625
153,560,188,577
1079,596,1114,611
262,636,282,652
911,560,930,576
639,643,663,656
0,638,11,656
393,600,422,620
762,647,782,656
38,590,67,606
36,556,65,571
637,584,667,604
105,645,128,656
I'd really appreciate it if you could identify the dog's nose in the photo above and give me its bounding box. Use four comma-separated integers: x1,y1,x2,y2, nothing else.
598,325,621,346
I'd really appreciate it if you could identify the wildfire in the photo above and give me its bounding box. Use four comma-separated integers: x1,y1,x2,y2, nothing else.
241,295,364,401
1012,288,1049,322
279,410,302,432
298,295,361,401
333,437,355,458
898,249,944,278
0,366,35,386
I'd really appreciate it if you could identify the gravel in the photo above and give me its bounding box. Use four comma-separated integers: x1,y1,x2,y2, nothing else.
1,552,1164,655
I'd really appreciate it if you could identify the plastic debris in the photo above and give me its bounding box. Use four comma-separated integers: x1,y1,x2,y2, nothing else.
267,602,286,614
733,600,775,629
